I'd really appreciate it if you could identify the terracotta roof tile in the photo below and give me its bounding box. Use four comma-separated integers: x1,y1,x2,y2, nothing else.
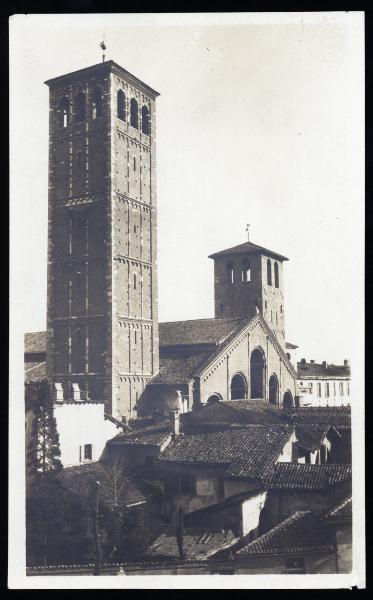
237,511,333,556
109,422,171,448
323,495,352,520
297,361,350,378
24,331,46,354
288,407,351,429
295,424,337,451
159,318,248,347
208,241,289,262
267,463,351,490
160,425,294,480
148,528,237,560
24,361,46,384
151,352,214,385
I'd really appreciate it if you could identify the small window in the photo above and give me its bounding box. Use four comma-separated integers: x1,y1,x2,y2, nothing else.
267,259,272,286
265,301,267,309
141,105,150,135
133,156,136,171
227,263,234,284
134,225,137,233
74,92,86,122
274,261,279,288
340,382,344,396
325,382,330,397
117,89,126,121
92,86,103,119
130,98,139,129
133,273,137,290
57,96,69,128
241,259,251,282
347,382,350,395
84,444,92,461
317,382,322,397
134,330,137,344
179,473,196,495
286,352,291,360
280,305,283,314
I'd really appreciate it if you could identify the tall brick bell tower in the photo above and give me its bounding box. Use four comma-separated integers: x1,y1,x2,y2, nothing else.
45,60,159,422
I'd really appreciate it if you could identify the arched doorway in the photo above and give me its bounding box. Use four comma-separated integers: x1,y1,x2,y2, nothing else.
282,390,293,409
230,373,247,400
207,393,223,405
268,374,279,405
250,348,265,399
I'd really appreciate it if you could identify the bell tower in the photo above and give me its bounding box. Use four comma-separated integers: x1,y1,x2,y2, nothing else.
45,60,159,421
209,239,288,347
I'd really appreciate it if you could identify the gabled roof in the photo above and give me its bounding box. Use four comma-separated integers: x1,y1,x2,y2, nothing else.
236,511,333,556
295,424,340,452
159,318,247,347
267,463,351,490
208,241,289,262
323,495,352,521
160,424,294,481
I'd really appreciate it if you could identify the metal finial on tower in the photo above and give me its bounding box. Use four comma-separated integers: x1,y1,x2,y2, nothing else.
100,38,107,63
245,224,250,241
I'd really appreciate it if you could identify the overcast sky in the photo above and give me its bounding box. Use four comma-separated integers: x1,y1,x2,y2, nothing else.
10,12,364,364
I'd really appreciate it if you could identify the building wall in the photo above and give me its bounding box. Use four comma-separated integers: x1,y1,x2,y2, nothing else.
199,318,296,406
241,492,267,536
298,378,351,407
54,403,118,467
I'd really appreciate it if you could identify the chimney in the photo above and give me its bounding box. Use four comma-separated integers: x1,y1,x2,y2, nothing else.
344,359,350,367
322,361,327,370
170,410,180,437
310,359,315,364
300,358,306,365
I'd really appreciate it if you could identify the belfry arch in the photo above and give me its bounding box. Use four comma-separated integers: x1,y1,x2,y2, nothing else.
230,373,248,400
250,347,265,399
268,373,279,405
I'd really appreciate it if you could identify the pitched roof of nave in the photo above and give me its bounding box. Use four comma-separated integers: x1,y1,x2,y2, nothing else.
208,240,289,262
159,317,248,347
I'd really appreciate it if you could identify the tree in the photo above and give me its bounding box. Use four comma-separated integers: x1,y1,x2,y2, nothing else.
26,380,63,565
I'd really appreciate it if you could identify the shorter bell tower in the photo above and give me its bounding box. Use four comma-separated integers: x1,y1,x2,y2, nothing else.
209,239,288,348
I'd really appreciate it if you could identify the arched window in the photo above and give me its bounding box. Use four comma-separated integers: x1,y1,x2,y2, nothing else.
57,96,69,128
282,390,293,409
241,259,251,282
269,374,279,405
141,105,150,135
227,262,234,284
250,348,265,399
130,98,139,129
117,89,126,121
267,259,272,286
74,92,86,123
92,86,103,119
230,373,247,400
274,262,279,288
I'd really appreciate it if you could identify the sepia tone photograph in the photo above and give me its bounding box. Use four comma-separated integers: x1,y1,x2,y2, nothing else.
9,12,364,588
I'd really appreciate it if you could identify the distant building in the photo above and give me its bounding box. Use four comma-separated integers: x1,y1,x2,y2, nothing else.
297,359,351,407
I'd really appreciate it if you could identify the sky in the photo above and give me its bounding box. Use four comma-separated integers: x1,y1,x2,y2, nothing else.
10,12,364,364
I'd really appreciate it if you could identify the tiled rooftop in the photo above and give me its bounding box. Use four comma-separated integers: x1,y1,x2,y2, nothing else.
295,424,339,451
185,400,291,427
160,424,294,481
148,528,237,560
323,495,352,520
297,361,350,379
151,352,214,385
289,407,351,429
108,422,171,448
159,318,248,347
267,463,352,490
24,360,46,384
236,511,333,556
24,331,46,354
208,240,289,262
